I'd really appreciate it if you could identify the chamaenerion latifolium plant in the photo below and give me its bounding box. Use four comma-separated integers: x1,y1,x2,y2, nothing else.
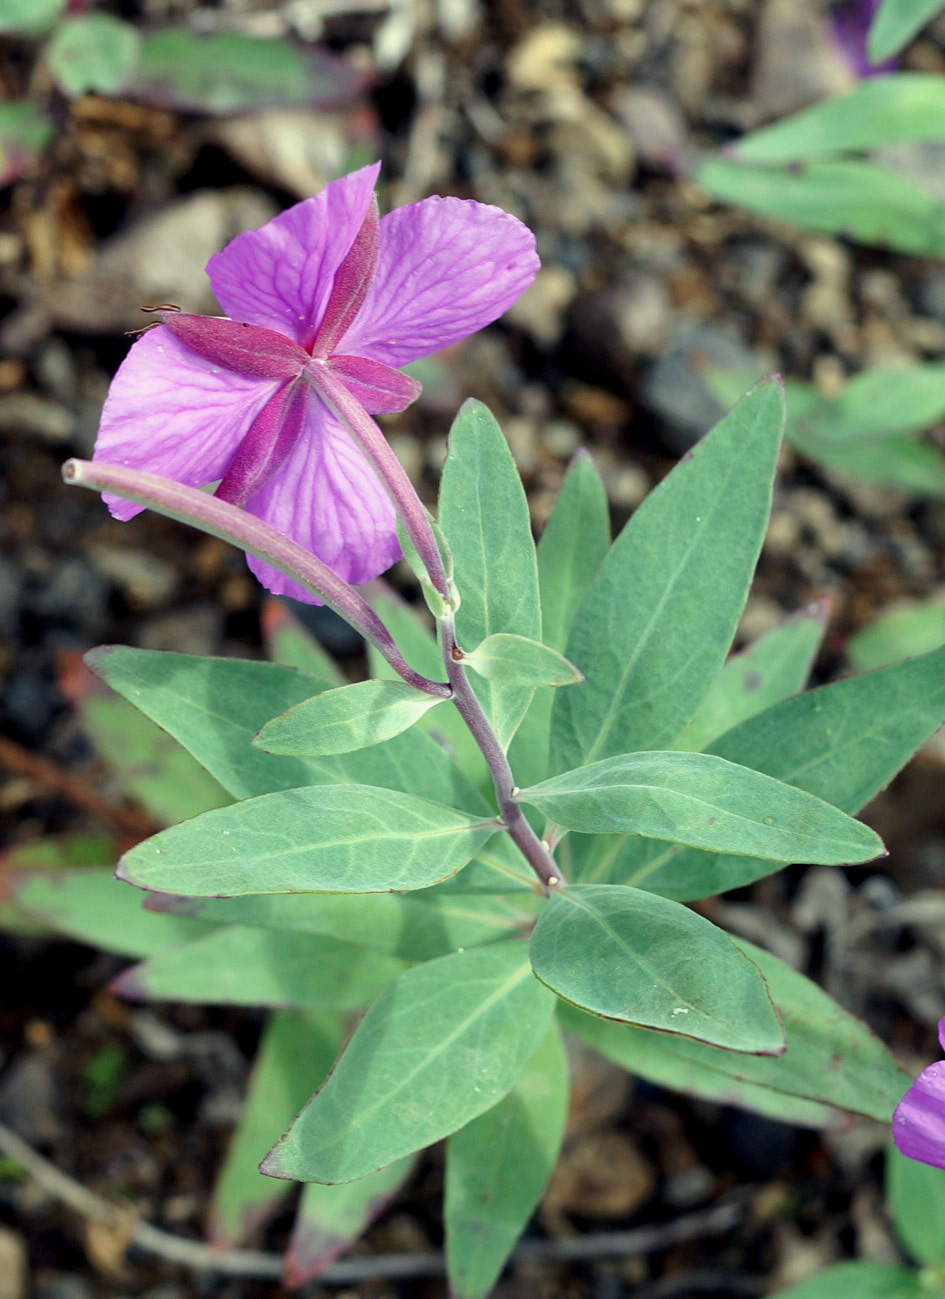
14,160,945,1293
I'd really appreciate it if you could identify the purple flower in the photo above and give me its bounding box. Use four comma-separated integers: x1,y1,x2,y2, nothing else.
92,162,539,601
893,1018,945,1169
830,0,897,77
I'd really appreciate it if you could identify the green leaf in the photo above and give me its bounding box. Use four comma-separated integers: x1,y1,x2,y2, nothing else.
118,785,496,897
848,599,945,671
261,941,555,1183
868,0,945,62
464,634,582,688
0,0,65,35
445,1025,568,1299
585,644,945,899
887,1145,945,1268
675,600,828,752
438,400,541,750
733,74,945,163
11,868,213,958
806,434,945,496
795,366,945,446
133,29,361,114
520,751,883,864
561,935,909,1124
771,1262,925,1299
210,1011,342,1247
86,647,486,812
46,15,141,97
507,450,611,789
698,157,945,258
254,679,443,757
67,657,229,824
261,599,344,684
0,102,54,187
113,927,409,1011
550,380,784,774
0,834,117,935
286,1159,416,1286
143,887,539,962
531,885,784,1054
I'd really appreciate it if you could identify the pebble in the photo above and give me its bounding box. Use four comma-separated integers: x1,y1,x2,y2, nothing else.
28,558,109,638
505,265,577,347
3,668,60,747
137,605,223,657
0,1229,26,1299
0,1050,63,1145
34,1274,92,1299
87,545,179,609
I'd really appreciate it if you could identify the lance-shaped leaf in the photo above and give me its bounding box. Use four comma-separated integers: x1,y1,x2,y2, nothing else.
285,1158,416,1286
445,1025,569,1299
261,941,555,1183
530,885,784,1054
254,679,443,757
112,927,409,1011
887,1146,945,1269
868,0,944,62
674,600,829,752
560,936,909,1124
144,887,539,962
87,646,486,811
261,598,345,683
210,1011,342,1247
11,868,214,958
770,1262,924,1299
518,752,883,864
600,643,945,900
118,785,496,897
463,634,582,688
550,380,784,774
438,401,541,750
46,15,141,97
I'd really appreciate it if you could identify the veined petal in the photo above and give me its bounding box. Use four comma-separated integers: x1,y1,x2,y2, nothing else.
893,1060,945,1169
243,396,400,602
322,354,422,414
339,195,540,367
92,327,279,521
206,162,381,350
310,196,379,359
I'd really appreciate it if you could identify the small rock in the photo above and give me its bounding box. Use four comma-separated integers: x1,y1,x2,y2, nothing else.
505,265,577,347
506,24,583,93
613,85,688,172
34,1273,91,1299
0,1228,26,1299
0,395,73,444
88,546,179,609
0,1050,63,1145
137,605,223,656
29,558,109,638
2,668,60,747
751,0,854,120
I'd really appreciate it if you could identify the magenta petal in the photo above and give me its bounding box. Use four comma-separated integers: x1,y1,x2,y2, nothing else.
893,1060,945,1169
206,162,381,349
92,327,279,521
161,313,308,379
340,195,540,367
216,379,308,506
939,1017,945,1054
243,397,400,602
310,196,380,359
324,354,422,414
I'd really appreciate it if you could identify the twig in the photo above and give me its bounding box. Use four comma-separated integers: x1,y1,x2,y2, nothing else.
0,733,155,840
0,1118,747,1285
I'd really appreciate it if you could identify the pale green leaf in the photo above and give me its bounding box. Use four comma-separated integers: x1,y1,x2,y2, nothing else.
887,1145,945,1268
261,598,345,684
464,634,582,688
46,15,141,97
848,598,945,671
868,0,945,62
254,679,443,757
771,1262,924,1299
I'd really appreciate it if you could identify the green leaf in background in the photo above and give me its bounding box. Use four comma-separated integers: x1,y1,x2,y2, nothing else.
261,599,345,684
11,868,213,958
582,644,945,899
86,648,486,812
675,600,828,752
809,435,945,497
261,942,555,1184
132,29,362,115
118,785,496,897
464,634,582,688
286,1159,416,1286
771,1262,925,1299
698,157,945,258
550,380,784,774
530,885,784,1054
561,936,910,1124
438,400,541,751
46,15,141,97
868,0,945,62
0,0,64,35
520,751,882,864
507,451,611,791
0,101,54,187
887,1145,945,1268
732,74,945,163
0,834,117,935
847,597,945,671
209,1010,342,1247
254,679,443,757
112,927,409,1011
444,1025,569,1299
65,655,229,824
145,886,539,962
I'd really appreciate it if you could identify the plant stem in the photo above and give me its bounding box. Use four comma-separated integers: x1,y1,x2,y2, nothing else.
440,616,561,892
62,460,450,700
